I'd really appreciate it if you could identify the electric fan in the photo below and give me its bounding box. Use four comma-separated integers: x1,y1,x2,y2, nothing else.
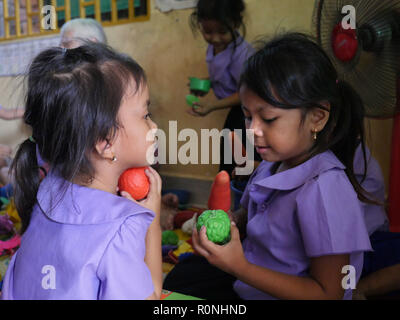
312,0,400,231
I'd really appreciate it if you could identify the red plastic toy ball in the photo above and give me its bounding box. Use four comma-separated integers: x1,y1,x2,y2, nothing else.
118,167,150,200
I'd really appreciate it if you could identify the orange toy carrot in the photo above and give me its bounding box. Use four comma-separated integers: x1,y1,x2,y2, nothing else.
207,170,231,212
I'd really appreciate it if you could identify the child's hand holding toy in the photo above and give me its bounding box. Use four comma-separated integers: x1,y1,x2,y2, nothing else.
186,77,214,116
186,97,216,117
192,218,248,277
190,169,249,275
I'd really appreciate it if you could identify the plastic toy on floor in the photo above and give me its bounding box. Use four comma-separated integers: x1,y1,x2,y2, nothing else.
174,208,203,229
160,193,180,231
181,213,197,235
0,184,13,200
0,199,21,289
162,230,179,246
161,170,233,278
161,227,197,279
160,188,194,231
0,235,20,256
162,229,194,265
0,200,21,235
161,208,204,272
0,215,13,235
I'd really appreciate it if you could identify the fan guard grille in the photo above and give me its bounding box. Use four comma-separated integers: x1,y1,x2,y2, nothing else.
313,0,400,118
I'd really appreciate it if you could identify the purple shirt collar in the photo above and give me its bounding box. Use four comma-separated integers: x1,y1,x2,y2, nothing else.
36,171,154,225
254,150,346,191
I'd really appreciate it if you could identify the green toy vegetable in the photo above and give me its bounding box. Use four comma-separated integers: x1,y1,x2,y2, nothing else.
162,230,179,246
196,210,231,245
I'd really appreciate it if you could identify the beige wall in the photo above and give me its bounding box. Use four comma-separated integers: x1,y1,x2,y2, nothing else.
0,0,394,192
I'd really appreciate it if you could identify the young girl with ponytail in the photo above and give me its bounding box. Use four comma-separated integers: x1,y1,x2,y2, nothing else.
1,43,162,300
191,33,380,300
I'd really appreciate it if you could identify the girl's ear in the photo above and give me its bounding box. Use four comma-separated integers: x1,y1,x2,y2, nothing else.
309,102,330,131
95,139,114,160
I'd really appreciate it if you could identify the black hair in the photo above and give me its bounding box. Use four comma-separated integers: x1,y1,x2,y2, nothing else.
12,42,147,233
190,0,246,50
240,32,381,206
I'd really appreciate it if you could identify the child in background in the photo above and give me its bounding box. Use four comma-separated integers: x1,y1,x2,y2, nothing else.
176,33,377,300
352,147,400,299
1,43,162,299
187,0,261,175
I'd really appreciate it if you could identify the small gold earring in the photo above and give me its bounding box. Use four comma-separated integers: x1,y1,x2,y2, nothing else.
109,154,117,162
313,129,318,140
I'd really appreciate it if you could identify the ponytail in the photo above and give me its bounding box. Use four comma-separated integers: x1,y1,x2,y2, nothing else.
327,80,381,205
11,138,41,234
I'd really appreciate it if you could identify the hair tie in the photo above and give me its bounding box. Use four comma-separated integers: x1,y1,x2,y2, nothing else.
28,136,36,143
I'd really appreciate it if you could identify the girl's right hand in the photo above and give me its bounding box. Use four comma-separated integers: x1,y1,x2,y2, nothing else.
192,222,248,276
121,166,162,216
186,99,215,117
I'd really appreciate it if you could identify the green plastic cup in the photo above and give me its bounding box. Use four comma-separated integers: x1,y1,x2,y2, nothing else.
189,77,211,94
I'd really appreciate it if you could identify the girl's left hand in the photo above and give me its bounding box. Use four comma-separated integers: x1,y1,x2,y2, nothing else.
192,221,248,276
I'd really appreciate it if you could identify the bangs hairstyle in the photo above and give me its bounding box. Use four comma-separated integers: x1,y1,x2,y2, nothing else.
240,33,381,206
240,34,336,115
12,41,146,233
190,0,246,49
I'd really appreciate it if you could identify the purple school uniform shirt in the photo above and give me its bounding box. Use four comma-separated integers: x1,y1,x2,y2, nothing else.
237,150,372,300
206,35,254,100
353,144,389,235
1,171,155,300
